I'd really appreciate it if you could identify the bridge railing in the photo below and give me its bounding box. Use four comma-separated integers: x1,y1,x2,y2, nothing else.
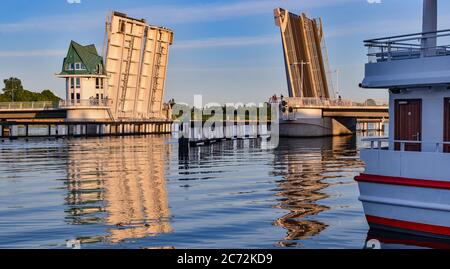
0,99,113,111
278,97,387,109
0,101,59,110
59,99,112,108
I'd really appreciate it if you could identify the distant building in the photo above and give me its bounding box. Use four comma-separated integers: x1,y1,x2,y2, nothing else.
57,41,107,105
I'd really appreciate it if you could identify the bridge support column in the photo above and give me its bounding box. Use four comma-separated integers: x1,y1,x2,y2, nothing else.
332,117,357,135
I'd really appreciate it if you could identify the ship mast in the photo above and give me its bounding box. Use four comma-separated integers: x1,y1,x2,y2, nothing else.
422,0,437,56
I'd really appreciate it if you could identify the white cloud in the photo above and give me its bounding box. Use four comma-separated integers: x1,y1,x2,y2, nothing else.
327,18,421,39
173,35,278,49
0,12,103,33
0,50,66,58
129,0,359,24
0,0,358,33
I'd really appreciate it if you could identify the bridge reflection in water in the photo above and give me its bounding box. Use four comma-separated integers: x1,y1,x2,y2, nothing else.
272,136,363,247
65,135,172,245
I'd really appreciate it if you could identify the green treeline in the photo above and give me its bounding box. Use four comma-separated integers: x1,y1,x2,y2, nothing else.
0,77,61,102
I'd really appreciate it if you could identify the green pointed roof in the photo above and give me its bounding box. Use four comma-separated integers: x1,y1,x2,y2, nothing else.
59,41,105,76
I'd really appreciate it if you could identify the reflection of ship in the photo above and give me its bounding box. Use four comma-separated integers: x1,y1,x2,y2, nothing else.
366,229,450,249
272,136,362,246
65,135,172,245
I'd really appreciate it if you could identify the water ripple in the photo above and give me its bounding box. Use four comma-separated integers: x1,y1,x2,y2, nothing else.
0,134,372,248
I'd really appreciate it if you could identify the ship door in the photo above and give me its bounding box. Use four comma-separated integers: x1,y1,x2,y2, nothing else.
444,98,450,153
394,99,422,152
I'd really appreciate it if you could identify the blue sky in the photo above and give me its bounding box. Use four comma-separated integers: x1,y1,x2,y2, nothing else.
0,0,449,104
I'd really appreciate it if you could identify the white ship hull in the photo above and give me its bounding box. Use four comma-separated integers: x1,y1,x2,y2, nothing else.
356,174,450,238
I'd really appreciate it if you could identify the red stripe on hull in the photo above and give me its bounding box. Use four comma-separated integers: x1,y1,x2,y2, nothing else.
367,236,450,249
355,174,450,190
366,215,450,237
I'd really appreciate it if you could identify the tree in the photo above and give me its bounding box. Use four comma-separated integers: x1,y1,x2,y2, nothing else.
39,89,60,102
365,99,377,106
0,77,61,102
2,77,24,101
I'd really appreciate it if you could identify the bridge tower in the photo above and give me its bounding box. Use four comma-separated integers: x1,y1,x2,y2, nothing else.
104,12,174,120
274,8,331,99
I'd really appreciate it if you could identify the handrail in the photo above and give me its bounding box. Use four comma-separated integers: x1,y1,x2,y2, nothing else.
362,137,450,153
276,97,388,109
364,29,450,63
59,99,112,108
0,101,59,110
364,28,450,43
0,100,112,110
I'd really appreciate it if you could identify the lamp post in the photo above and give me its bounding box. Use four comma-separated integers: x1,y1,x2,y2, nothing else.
293,61,310,97
11,85,16,102
334,68,340,98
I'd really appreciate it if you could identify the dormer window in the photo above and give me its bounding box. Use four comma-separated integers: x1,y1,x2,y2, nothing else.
66,62,86,71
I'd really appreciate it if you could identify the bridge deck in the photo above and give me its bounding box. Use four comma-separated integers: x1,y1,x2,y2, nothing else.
322,106,389,118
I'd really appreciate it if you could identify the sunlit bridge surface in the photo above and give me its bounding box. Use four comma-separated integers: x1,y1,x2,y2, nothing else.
0,133,412,249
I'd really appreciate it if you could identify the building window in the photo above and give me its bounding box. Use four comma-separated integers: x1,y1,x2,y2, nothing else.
75,77,81,88
76,93,80,102
96,78,104,89
97,64,103,74
68,63,86,71
120,20,126,33
70,78,75,89
70,92,74,100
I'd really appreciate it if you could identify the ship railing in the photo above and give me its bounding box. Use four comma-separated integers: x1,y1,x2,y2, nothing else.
362,137,450,153
0,101,59,110
365,29,450,63
59,99,112,108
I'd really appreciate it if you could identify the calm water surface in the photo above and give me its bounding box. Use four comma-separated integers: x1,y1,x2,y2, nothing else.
0,134,378,248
